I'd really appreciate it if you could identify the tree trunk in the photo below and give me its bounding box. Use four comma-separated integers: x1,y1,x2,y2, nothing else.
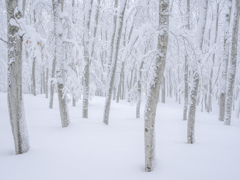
183,55,188,120
82,0,93,118
145,0,169,172
6,0,29,154
103,0,127,125
161,76,166,103
219,0,232,121
46,68,49,98
32,58,36,96
187,0,208,144
52,0,70,127
107,0,118,70
136,61,144,118
224,0,240,125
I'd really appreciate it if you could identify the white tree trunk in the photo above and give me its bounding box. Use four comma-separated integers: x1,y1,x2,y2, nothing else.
82,0,93,118
46,68,49,98
6,0,29,154
103,0,127,125
219,0,232,121
183,55,188,120
52,0,70,127
32,58,36,96
107,0,118,69
224,0,240,125
187,0,208,144
136,61,144,118
161,76,166,103
144,0,169,172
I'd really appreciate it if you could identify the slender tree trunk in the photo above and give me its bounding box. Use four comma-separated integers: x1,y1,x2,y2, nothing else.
187,0,208,144
103,0,127,125
6,0,29,154
224,0,240,125
136,61,144,118
46,68,49,98
117,62,124,103
43,69,46,94
145,0,169,172
107,0,118,69
183,55,188,120
82,0,93,118
219,0,232,121
52,0,70,127
161,76,166,103
32,58,36,96
72,97,76,106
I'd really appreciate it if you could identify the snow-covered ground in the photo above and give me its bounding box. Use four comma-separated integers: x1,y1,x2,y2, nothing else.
0,92,239,180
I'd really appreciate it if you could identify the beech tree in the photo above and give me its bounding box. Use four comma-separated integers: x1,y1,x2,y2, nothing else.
144,0,169,172
6,0,30,154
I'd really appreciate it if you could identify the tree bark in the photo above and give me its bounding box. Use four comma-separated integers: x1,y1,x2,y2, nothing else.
52,0,70,127
144,0,169,172
103,0,127,125
136,61,144,118
219,0,232,121
224,0,240,125
6,0,30,154
82,0,93,118
187,0,208,144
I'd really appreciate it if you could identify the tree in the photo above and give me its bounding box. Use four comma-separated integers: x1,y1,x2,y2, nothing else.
6,0,30,154
52,0,70,127
224,0,240,125
187,0,208,144
82,0,93,118
103,0,127,125
144,0,169,172
219,0,232,121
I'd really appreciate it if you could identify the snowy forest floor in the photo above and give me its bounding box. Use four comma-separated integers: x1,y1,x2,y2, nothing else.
0,93,240,180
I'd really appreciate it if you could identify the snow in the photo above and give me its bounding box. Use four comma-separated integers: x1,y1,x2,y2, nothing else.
0,92,240,180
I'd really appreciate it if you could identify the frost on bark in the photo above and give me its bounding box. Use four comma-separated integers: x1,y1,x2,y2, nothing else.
103,0,127,125
207,3,219,113
144,0,169,172
82,0,93,118
107,0,118,70
52,0,70,127
6,0,29,154
183,0,190,120
224,0,240,125
183,55,188,120
219,0,232,121
136,61,144,118
187,0,208,144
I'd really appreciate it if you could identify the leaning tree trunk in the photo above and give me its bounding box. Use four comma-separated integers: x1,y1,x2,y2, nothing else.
187,0,208,144
82,0,93,118
103,0,127,125
107,0,118,71
6,0,29,154
144,0,169,172
224,0,240,125
52,0,70,127
219,0,232,121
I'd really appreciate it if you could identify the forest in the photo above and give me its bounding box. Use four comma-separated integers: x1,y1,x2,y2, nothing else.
0,0,240,180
